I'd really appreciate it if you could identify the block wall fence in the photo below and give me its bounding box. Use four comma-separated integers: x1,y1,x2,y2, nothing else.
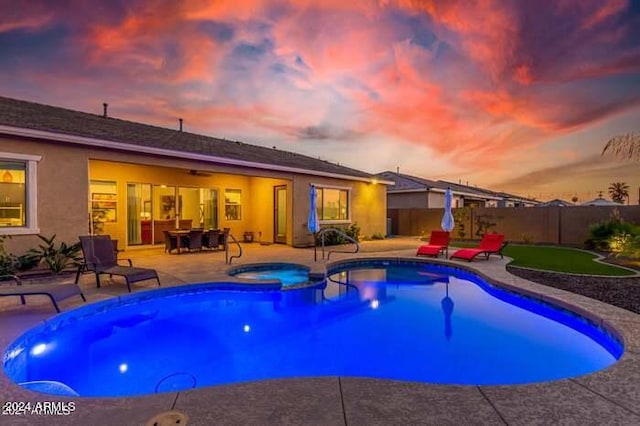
388,206,640,246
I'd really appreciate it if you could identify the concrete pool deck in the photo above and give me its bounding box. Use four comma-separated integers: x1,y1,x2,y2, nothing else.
1,237,640,425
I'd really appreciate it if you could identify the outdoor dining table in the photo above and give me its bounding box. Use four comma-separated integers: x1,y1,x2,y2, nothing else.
167,229,190,254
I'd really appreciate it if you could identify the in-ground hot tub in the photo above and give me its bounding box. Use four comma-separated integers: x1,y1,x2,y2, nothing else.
228,263,315,287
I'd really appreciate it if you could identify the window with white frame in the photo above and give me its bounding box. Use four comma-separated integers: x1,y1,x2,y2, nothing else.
0,152,41,234
316,187,350,221
224,189,242,220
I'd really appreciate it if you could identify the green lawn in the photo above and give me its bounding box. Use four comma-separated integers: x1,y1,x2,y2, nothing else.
451,242,636,276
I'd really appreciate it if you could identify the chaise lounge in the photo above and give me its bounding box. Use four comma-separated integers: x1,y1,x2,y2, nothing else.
449,233,508,262
0,275,86,312
75,235,161,292
416,230,450,258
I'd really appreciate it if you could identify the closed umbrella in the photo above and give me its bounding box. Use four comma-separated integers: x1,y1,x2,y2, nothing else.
441,187,455,232
308,185,320,260
441,187,455,257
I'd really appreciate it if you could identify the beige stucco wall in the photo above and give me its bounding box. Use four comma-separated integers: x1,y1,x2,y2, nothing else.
1,137,89,254
248,177,292,244
387,192,429,209
388,191,462,209
291,175,387,247
2,136,387,255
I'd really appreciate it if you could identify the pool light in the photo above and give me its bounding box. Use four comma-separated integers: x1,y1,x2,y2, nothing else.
119,363,128,373
370,299,380,309
30,343,48,356
243,324,251,333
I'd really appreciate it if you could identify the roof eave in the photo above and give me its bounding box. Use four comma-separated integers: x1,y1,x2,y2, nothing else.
1,125,388,185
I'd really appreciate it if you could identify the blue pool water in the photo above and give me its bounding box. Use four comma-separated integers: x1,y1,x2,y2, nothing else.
3,261,622,397
229,263,311,287
233,269,309,286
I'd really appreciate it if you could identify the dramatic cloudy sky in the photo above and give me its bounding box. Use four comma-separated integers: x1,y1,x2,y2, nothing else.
1,0,639,202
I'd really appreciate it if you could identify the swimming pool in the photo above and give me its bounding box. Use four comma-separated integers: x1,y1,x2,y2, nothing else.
228,263,311,287
3,259,623,397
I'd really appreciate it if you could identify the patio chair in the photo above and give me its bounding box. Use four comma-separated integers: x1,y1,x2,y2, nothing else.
163,230,178,254
416,230,450,258
203,229,221,250
186,229,204,251
75,235,161,292
0,274,86,313
449,233,508,262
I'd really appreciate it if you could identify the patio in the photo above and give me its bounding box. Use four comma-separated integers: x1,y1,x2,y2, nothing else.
1,237,640,425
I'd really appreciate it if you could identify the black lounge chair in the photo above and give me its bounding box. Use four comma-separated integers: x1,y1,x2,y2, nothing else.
0,274,86,313
75,235,161,292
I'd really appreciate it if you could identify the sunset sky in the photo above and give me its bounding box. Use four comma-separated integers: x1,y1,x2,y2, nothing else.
1,0,639,203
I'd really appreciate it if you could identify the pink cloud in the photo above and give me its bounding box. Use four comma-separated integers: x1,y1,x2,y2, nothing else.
0,0,639,194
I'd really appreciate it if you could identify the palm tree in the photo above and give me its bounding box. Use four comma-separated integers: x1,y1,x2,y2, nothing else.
608,182,629,204
602,132,640,160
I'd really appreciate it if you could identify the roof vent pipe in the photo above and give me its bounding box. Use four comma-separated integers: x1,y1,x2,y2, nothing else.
179,118,183,132
103,103,108,118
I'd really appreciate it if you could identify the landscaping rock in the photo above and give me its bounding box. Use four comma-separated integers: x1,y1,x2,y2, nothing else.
506,265,640,314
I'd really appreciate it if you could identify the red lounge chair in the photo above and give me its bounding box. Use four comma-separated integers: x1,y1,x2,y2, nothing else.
449,233,508,262
416,231,450,257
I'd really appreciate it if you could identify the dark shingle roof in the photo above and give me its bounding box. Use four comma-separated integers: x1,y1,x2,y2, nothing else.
375,171,445,192
438,180,538,203
0,96,373,179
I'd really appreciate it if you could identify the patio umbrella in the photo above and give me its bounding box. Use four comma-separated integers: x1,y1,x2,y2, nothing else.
308,185,320,260
441,187,455,232
441,280,454,341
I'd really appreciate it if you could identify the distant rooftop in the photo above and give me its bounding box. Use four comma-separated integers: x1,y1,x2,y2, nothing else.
0,96,378,181
377,171,537,202
375,171,445,192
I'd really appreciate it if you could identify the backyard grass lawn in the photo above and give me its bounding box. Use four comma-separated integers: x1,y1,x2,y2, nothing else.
504,245,635,276
452,242,635,276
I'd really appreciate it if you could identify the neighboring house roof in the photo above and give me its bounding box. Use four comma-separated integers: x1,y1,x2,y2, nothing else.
580,197,623,206
536,199,575,207
438,180,537,204
0,96,384,183
436,180,502,201
375,171,444,192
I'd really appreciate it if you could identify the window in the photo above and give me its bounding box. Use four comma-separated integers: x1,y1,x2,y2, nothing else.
0,152,41,234
90,180,117,224
316,187,349,221
224,189,242,220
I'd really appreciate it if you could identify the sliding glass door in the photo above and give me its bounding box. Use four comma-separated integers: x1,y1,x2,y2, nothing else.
127,184,218,246
126,183,152,246
201,188,218,230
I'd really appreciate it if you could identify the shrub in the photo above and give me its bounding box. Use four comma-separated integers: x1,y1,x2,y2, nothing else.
370,232,385,240
453,208,469,239
618,235,640,259
0,235,19,276
585,220,638,251
0,235,43,276
522,233,533,244
25,234,82,274
316,223,360,246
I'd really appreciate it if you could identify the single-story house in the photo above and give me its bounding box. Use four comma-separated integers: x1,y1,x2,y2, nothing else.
0,96,391,253
580,197,623,206
438,181,539,208
376,172,504,208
